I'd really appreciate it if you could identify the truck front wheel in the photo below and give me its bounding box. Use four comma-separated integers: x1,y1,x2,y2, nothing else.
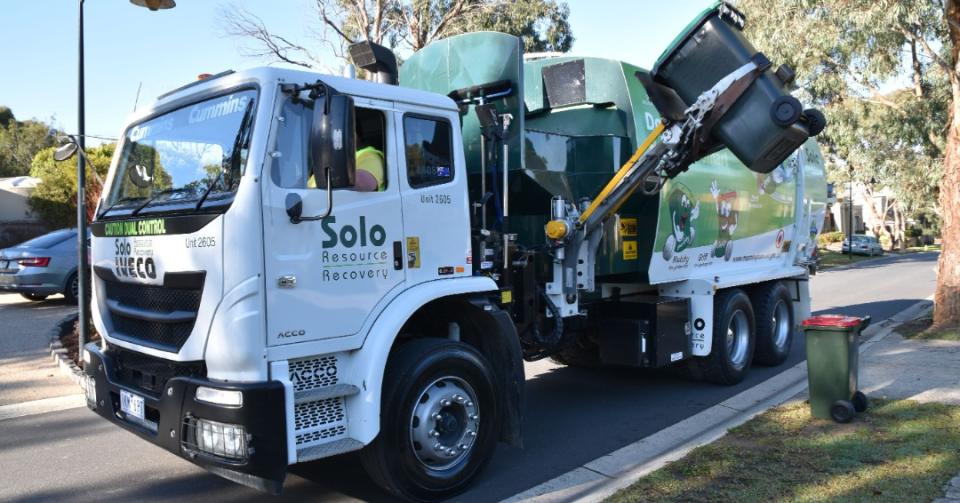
361,338,499,502
698,289,756,385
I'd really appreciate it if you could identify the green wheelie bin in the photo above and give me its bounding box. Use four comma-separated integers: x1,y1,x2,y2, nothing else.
802,314,871,423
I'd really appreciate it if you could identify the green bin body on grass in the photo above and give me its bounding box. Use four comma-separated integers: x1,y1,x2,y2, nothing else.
803,315,871,419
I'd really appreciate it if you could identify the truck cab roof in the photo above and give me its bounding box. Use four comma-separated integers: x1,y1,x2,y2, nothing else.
130,66,459,126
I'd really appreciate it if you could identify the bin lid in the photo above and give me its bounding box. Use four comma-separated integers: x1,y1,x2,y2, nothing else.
801,314,863,329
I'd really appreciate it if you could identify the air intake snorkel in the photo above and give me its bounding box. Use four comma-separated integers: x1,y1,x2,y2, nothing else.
348,41,399,85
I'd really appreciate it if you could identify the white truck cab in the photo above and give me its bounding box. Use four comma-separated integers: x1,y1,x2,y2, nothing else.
84,67,522,497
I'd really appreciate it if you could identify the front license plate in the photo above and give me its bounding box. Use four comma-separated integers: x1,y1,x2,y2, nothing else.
120,389,145,421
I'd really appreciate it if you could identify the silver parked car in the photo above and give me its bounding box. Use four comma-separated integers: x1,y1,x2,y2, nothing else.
841,235,884,256
0,229,83,302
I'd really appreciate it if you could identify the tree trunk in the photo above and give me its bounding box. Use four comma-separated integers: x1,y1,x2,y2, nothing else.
893,204,906,251
934,0,960,328
934,100,960,327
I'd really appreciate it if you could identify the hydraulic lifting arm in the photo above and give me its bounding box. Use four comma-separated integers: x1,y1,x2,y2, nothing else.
541,57,771,317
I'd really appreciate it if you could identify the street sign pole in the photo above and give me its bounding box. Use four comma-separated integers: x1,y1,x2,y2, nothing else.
77,0,89,356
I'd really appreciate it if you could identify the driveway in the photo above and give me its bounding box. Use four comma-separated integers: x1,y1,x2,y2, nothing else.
0,293,78,406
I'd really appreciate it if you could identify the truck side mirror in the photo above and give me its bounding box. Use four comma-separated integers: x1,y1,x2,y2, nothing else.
310,93,356,189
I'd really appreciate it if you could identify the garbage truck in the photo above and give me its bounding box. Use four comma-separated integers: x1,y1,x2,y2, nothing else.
79,3,827,500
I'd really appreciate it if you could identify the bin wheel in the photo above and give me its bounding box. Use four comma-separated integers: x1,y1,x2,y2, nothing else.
801,108,827,136
770,96,802,127
852,391,869,413
830,400,856,423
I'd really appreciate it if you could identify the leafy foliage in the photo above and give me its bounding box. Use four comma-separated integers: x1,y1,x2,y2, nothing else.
221,0,574,71
28,144,113,228
0,108,58,177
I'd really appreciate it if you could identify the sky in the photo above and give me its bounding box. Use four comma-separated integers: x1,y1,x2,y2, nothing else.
1,0,713,143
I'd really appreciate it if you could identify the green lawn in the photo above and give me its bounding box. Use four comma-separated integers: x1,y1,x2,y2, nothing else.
903,243,942,253
817,249,877,269
607,400,960,503
896,315,960,341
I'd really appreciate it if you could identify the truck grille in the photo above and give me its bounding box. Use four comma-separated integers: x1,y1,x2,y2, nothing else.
289,356,339,392
109,346,205,397
98,268,204,353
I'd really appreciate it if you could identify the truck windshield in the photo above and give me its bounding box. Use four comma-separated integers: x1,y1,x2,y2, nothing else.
102,89,258,217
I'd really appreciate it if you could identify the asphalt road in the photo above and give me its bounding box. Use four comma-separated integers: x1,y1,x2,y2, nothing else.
0,252,939,503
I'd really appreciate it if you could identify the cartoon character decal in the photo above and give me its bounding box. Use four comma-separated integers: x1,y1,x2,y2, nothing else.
756,155,797,200
663,183,700,260
711,180,739,261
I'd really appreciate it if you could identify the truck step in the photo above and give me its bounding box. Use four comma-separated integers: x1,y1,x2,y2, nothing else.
294,383,360,404
296,438,364,463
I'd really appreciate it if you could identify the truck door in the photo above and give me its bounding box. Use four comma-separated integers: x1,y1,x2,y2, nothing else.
262,97,405,345
395,109,473,287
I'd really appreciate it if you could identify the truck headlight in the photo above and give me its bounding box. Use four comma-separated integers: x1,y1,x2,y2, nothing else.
194,418,249,460
195,386,243,406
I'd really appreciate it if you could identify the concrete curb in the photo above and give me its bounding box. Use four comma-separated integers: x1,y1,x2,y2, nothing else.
503,296,935,503
48,312,83,387
817,249,938,273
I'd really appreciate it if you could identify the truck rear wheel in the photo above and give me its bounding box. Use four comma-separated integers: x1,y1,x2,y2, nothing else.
550,333,601,368
751,282,794,366
698,289,755,385
360,338,499,502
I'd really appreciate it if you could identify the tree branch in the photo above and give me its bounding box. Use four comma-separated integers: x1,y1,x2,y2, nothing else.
900,25,954,77
220,6,316,68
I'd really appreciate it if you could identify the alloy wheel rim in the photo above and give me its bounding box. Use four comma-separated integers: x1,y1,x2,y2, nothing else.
409,376,480,471
726,309,750,370
772,300,791,350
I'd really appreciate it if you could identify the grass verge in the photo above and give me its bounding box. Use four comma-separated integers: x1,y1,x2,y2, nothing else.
607,399,960,503
896,315,960,341
817,249,878,269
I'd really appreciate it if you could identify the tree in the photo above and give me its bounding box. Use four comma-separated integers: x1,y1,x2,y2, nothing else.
220,0,573,72
28,144,112,228
737,0,959,328
0,109,58,178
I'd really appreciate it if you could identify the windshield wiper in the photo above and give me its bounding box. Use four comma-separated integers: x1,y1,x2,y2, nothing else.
195,98,255,211
98,196,148,218
131,187,198,216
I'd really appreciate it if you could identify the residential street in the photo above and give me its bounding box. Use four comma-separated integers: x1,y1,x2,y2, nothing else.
0,252,940,503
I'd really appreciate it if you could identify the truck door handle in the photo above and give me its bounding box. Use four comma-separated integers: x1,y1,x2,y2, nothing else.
393,241,403,270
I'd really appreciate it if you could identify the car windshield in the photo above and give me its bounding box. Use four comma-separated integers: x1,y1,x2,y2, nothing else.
104,89,258,216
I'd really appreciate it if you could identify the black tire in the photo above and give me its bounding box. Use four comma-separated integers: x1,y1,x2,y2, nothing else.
801,108,826,136
771,96,803,126
831,400,856,423
360,338,500,502
62,272,79,304
696,289,756,385
20,293,48,301
751,282,794,366
550,334,601,368
852,391,869,413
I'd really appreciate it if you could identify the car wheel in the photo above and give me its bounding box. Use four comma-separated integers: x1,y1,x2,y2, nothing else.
694,289,756,385
20,293,48,301
63,272,79,304
360,338,499,502
751,282,794,366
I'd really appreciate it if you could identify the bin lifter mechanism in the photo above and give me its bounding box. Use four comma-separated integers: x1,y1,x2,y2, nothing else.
541,56,772,318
